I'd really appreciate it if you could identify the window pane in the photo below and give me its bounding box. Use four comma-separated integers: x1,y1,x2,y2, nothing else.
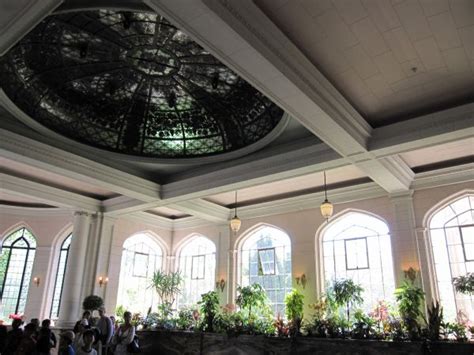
460,225,474,261
50,234,72,319
258,248,275,275
191,255,205,279
345,238,369,270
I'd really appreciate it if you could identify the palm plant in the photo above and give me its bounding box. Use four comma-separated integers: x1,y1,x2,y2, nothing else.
149,270,183,316
425,301,443,341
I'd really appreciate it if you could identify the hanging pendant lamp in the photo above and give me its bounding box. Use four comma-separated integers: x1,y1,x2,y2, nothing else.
230,190,242,233
320,171,334,220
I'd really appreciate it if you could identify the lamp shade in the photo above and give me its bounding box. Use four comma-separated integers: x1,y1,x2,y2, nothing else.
320,199,334,219
230,216,242,233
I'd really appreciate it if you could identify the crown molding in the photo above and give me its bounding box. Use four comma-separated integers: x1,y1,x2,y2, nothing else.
124,211,174,230
0,205,73,217
412,163,474,190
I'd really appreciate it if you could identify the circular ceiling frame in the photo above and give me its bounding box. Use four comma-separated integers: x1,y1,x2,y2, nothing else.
0,8,287,163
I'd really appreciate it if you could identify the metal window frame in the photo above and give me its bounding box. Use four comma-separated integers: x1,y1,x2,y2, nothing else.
132,251,149,278
0,228,35,315
50,234,72,318
344,237,369,271
191,254,206,280
258,247,276,276
459,224,474,262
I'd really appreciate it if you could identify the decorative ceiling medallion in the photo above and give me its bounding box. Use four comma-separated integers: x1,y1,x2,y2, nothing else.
0,10,283,158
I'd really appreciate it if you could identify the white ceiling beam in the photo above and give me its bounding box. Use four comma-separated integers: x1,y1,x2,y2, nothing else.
0,0,63,55
0,172,101,212
145,0,413,194
0,128,161,202
168,199,230,223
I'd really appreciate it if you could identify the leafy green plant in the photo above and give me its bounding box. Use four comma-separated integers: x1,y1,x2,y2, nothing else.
285,289,304,336
327,279,363,322
176,306,196,330
394,280,424,340
351,310,375,339
82,295,104,312
274,313,289,337
198,290,220,332
444,322,468,342
452,273,474,295
236,284,271,320
149,270,183,308
425,301,443,341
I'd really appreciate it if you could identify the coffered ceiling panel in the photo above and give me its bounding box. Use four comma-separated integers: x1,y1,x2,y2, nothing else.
256,0,474,127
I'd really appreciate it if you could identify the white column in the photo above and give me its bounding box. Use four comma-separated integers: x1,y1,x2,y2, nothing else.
227,249,238,305
57,211,91,328
416,227,437,308
389,191,420,286
167,255,176,273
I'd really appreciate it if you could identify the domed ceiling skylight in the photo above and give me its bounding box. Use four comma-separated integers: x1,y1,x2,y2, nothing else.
0,10,283,158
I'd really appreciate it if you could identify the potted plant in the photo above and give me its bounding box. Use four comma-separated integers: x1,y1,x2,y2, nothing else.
326,279,363,323
452,273,474,295
149,270,183,321
425,301,443,341
198,290,220,332
394,278,424,340
236,284,271,321
285,289,304,336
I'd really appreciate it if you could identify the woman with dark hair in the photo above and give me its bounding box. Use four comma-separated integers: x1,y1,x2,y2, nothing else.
36,319,57,355
112,311,136,355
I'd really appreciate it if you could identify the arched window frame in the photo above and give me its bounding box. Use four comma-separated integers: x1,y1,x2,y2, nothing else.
116,232,166,314
425,193,474,322
237,224,292,316
0,227,37,318
176,235,216,308
50,234,72,319
317,210,396,311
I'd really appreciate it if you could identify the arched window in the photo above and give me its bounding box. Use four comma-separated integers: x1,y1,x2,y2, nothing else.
240,226,292,315
321,212,395,311
429,195,474,321
177,236,216,308
50,234,72,319
117,234,163,314
0,227,37,319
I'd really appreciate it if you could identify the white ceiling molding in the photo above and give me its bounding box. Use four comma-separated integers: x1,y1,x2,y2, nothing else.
412,163,474,190
0,127,161,201
144,0,415,194
168,199,230,223
0,205,72,217
0,0,63,55
124,211,174,230
370,103,474,156
0,172,101,212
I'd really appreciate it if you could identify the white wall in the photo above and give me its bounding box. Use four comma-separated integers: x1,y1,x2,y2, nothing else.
1,181,473,321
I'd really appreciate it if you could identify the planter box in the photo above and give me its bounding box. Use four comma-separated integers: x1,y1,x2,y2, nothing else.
137,330,474,355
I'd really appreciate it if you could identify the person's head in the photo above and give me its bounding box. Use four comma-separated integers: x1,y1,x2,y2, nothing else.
123,311,132,324
60,330,75,347
82,329,95,347
82,311,91,319
24,323,36,337
41,319,51,328
98,307,106,317
30,318,40,328
11,318,23,329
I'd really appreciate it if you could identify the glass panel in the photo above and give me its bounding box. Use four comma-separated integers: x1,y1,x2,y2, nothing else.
460,225,474,261
258,248,275,275
116,234,163,314
322,213,395,312
50,234,72,319
191,255,205,280
345,238,369,270
0,228,37,320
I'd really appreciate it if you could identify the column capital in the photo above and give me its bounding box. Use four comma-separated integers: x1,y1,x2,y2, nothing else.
228,249,238,256
389,189,414,201
73,210,89,217
167,255,176,260
416,227,428,233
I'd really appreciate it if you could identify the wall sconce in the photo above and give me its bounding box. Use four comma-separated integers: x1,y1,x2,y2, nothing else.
295,274,307,289
215,278,226,292
33,277,40,287
98,276,109,288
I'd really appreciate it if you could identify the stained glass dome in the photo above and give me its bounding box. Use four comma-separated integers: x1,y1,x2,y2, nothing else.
0,10,283,158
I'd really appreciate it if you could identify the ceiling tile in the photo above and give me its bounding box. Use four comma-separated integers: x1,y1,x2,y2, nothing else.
395,0,432,41
362,0,400,32
400,58,427,77
442,46,471,73
343,44,379,79
351,17,390,56
428,11,462,50
365,74,393,98
298,0,334,18
332,0,368,25
383,26,419,63
333,68,372,99
316,9,359,49
373,51,406,83
458,25,474,60
450,0,474,28
419,0,449,17
414,37,446,70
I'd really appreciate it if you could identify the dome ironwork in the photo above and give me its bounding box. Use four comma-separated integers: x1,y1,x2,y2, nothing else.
0,10,283,158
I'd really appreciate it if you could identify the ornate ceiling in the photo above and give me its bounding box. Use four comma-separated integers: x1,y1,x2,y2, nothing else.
0,10,283,158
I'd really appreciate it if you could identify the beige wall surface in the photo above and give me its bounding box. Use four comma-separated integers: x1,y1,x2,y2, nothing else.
1,181,473,322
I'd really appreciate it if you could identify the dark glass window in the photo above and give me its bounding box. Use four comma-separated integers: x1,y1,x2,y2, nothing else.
0,228,37,319
50,234,72,319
